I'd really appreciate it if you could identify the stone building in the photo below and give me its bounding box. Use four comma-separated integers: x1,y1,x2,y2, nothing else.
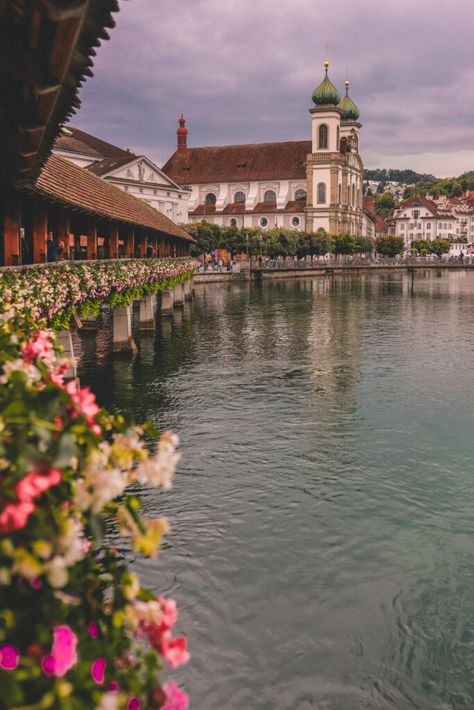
163,61,366,235
54,127,190,225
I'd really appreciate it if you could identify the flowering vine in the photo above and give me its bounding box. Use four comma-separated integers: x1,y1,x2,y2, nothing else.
0,259,194,709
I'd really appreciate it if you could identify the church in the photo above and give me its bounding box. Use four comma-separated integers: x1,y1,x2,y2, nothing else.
163,61,369,236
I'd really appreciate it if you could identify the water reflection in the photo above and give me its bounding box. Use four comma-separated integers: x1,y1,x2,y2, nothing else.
78,271,474,710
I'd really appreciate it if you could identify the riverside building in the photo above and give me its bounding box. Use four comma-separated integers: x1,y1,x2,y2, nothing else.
54,127,190,225
163,61,367,236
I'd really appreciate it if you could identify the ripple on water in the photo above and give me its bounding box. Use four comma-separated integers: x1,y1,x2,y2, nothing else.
80,273,474,709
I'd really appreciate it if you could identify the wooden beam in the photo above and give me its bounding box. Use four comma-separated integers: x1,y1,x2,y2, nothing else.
109,223,119,259
3,193,21,267
126,226,135,258
87,222,97,260
33,202,48,263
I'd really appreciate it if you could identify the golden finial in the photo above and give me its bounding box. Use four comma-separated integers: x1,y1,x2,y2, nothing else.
324,44,329,72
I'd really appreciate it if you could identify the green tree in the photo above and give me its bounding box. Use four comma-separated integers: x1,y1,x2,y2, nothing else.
374,191,395,217
375,236,405,257
411,238,429,254
429,239,451,257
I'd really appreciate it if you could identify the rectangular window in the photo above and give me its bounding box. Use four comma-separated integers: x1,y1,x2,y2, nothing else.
426,223,431,230
413,210,420,219
400,224,405,230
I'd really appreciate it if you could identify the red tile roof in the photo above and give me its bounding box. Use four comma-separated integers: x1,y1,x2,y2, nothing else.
363,195,375,214
29,155,191,241
54,126,132,161
163,140,312,184
397,196,448,219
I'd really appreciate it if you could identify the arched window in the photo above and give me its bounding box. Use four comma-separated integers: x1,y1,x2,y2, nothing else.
338,184,342,203
337,126,340,150
264,190,277,203
205,193,216,205
295,189,307,201
317,183,326,204
234,191,246,204
318,124,328,149
352,184,355,205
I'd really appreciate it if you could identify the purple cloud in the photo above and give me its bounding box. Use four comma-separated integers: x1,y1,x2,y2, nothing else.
74,0,474,176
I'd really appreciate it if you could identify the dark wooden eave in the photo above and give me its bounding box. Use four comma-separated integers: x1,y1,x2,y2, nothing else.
0,0,120,188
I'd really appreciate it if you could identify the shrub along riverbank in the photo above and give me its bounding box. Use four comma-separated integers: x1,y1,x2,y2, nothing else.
0,259,195,710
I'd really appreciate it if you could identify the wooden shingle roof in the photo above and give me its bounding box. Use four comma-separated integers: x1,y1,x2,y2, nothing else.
29,154,192,241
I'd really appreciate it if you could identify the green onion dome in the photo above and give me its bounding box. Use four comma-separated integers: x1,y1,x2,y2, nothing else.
312,60,341,107
338,80,360,121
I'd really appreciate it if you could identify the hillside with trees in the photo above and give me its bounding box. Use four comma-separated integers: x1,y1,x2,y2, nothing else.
363,168,435,184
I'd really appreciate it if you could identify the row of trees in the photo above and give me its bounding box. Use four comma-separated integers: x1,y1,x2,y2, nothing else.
184,223,375,259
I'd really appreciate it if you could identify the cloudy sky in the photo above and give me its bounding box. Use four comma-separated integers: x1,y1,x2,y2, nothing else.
75,0,474,177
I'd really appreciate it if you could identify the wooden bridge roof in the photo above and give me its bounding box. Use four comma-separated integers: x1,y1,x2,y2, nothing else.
28,154,192,241
0,0,120,188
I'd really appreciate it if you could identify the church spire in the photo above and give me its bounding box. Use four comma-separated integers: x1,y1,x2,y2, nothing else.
176,114,188,154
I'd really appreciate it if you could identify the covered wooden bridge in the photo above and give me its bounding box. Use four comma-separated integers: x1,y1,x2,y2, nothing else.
0,0,192,266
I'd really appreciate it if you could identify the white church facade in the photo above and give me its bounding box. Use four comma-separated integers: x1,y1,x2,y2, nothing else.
163,61,367,236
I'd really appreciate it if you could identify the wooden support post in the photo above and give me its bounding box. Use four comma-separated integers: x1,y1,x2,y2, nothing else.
112,305,137,354
184,279,192,301
87,222,97,261
56,330,77,380
3,195,20,266
125,226,135,258
110,223,119,260
33,203,47,264
138,294,156,331
161,289,174,316
173,282,185,307
57,208,69,260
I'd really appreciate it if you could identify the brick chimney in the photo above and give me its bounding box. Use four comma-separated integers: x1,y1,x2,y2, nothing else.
176,114,188,154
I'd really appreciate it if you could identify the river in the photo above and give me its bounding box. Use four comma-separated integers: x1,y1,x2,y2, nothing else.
78,271,474,710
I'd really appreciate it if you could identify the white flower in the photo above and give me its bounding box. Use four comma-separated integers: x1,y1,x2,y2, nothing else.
95,693,119,710
46,556,68,588
0,358,41,385
74,467,127,513
60,518,86,566
135,431,181,490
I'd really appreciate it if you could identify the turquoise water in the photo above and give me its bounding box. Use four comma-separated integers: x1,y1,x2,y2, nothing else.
78,271,474,709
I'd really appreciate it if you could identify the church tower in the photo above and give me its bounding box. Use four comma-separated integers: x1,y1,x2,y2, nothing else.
305,62,364,236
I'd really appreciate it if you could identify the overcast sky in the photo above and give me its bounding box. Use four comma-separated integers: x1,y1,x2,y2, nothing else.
74,0,474,177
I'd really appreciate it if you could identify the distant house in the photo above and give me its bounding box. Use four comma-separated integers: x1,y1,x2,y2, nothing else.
54,127,190,225
391,196,457,247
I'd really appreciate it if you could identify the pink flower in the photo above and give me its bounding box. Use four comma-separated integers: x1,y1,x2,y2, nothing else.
158,597,177,631
65,381,101,435
15,469,61,503
42,625,78,677
88,622,99,639
127,698,140,710
0,644,20,671
160,636,190,669
162,681,189,710
109,681,120,692
91,657,107,684
22,331,53,364
0,500,35,533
